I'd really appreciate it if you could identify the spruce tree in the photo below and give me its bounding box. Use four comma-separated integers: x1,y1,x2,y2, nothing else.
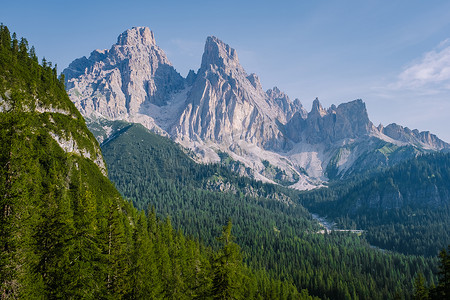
211,220,245,299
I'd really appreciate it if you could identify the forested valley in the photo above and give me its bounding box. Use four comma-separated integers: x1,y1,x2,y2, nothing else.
301,152,450,257
101,122,446,299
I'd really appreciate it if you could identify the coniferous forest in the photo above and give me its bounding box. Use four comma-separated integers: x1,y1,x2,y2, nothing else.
100,121,446,300
300,153,450,257
0,25,316,299
0,24,449,299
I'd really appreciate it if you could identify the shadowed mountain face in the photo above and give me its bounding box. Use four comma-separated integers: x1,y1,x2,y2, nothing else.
286,99,376,144
64,27,450,189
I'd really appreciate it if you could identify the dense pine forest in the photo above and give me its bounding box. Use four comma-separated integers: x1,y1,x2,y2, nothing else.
413,246,450,299
301,152,450,257
0,24,318,299
101,122,444,299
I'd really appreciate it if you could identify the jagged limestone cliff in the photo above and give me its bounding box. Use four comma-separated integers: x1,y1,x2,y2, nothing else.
63,27,450,189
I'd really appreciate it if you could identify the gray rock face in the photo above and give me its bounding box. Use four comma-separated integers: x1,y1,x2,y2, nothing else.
382,123,449,150
63,27,450,190
286,98,376,144
64,27,184,120
353,183,448,213
266,87,308,122
173,36,291,151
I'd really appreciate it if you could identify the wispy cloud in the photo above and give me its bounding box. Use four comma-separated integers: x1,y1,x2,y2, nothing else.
365,39,450,143
395,39,450,92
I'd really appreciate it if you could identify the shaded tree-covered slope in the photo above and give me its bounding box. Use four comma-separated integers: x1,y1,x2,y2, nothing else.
101,121,439,300
301,152,450,257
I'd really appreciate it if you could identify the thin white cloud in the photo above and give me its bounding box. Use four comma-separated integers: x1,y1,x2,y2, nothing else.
396,39,450,91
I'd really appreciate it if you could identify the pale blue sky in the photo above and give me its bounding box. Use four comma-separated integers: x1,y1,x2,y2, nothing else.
2,0,450,142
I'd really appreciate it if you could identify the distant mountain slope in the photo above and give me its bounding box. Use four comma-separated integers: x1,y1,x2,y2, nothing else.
301,153,450,256
64,27,450,189
101,122,304,214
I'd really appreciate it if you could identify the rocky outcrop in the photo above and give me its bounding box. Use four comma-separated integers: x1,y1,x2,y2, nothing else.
382,123,450,150
64,27,184,120
49,131,106,175
286,98,376,144
266,87,307,122
351,183,449,213
173,36,290,151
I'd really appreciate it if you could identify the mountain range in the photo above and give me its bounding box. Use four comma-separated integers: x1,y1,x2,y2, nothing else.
63,27,450,189
2,23,449,300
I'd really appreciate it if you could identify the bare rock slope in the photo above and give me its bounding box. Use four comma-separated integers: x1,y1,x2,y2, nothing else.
64,27,450,189
64,27,184,132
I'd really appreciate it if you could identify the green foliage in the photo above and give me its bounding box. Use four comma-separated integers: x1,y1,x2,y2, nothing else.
0,25,316,299
325,138,421,181
302,152,450,257
261,159,299,186
101,121,439,300
211,220,245,299
414,273,429,300
412,246,450,300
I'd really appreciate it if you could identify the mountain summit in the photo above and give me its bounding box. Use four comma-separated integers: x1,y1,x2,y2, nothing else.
116,26,156,46
174,35,291,155
64,27,184,125
63,27,450,189
201,36,240,70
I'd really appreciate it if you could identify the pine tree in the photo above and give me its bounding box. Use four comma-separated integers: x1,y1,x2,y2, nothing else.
101,197,130,298
413,273,428,300
433,246,450,299
128,211,162,299
211,220,245,299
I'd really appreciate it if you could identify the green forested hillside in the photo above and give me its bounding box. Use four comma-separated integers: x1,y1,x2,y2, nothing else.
301,153,450,257
0,25,317,299
101,122,440,300
413,246,450,299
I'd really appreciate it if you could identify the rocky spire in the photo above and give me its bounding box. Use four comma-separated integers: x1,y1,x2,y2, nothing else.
310,98,327,117
116,27,156,46
64,26,184,120
266,86,307,122
247,73,262,90
201,36,240,71
176,35,288,151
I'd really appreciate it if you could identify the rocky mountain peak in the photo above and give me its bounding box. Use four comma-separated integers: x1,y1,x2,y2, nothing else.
287,98,375,144
310,98,327,117
117,26,156,46
247,73,262,90
266,86,285,99
382,123,450,150
201,36,240,71
265,86,307,122
335,99,368,119
64,26,184,120
88,49,108,61
186,69,197,86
